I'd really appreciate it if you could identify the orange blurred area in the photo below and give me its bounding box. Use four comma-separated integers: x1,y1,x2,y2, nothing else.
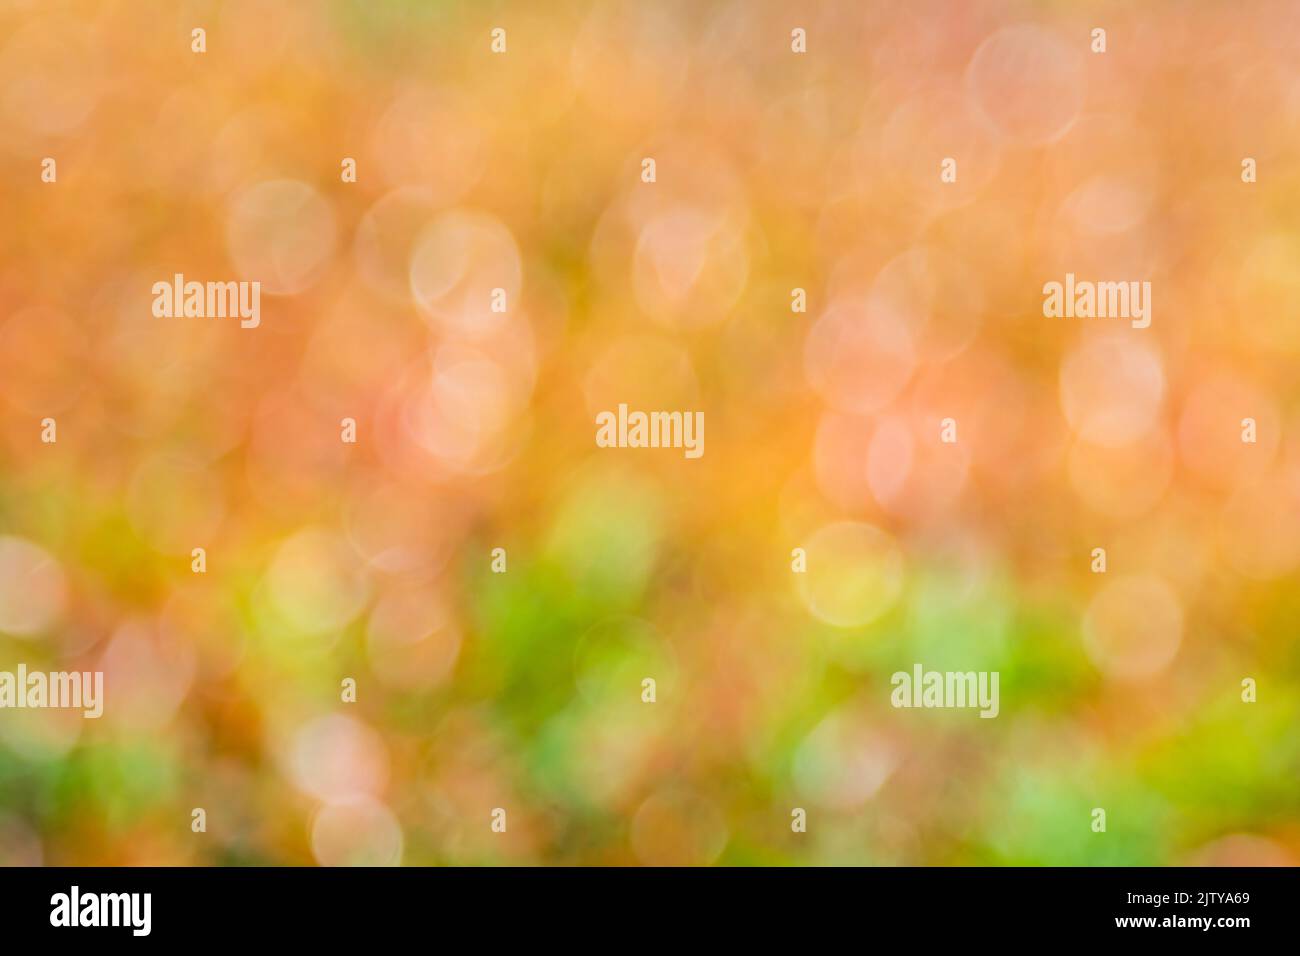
0,0,1298,867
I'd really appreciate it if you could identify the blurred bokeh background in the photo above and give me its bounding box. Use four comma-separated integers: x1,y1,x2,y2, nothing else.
1,0,1298,865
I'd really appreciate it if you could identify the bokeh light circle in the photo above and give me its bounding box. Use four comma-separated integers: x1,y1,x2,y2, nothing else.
796,522,905,629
